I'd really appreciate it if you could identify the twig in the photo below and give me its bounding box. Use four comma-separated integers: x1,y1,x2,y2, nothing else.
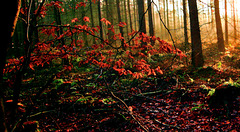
154,118,181,130
111,92,149,132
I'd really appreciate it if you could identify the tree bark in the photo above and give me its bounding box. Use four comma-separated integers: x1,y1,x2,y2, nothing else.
232,0,237,40
137,0,147,47
137,0,146,34
1,1,21,131
188,0,204,67
224,0,228,45
116,0,125,50
183,0,188,46
147,0,155,45
214,0,225,52
97,0,104,40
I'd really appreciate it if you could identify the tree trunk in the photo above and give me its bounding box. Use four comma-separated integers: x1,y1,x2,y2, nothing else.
127,0,133,45
188,0,204,67
90,0,96,44
124,0,129,40
183,0,189,64
137,0,147,47
183,0,188,46
116,0,125,50
53,0,65,45
137,0,147,34
1,1,21,131
232,0,237,41
214,0,225,52
97,0,104,40
147,0,155,45
224,0,228,45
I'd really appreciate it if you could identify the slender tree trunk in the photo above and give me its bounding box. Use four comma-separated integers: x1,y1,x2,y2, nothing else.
188,0,204,67
211,0,214,28
53,0,65,45
183,0,189,65
127,0,133,45
124,0,129,40
116,0,125,50
105,0,114,43
90,0,96,44
147,0,155,45
1,1,21,132
166,0,170,31
214,0,225,52
225,0,228,45
133,0,137,30
233,0,236,40
172,0,176,35
97,0,104,40
183,0,188,45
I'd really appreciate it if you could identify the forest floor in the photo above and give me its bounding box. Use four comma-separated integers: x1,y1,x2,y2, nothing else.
27,43,240,131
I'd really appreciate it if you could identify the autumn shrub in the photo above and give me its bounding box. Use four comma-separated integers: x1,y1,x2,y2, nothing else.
2,2,188,131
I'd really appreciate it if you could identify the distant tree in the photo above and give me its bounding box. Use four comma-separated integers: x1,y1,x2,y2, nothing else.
188,0,204,67
116,0,125,50
183,0,188,47
224,0,228,45
214,0,225,52
232,0,237,40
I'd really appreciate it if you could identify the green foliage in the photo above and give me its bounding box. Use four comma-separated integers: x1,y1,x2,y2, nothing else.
207,88,215,96
191,103,204,111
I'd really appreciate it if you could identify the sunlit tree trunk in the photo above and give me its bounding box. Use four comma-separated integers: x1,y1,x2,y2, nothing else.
166,0,170,40
124,0,129,40
127,0,133,45
224,0,228,45
133,0,137,30
172,0,176,36
232,0,237,40
214,0,225,52
188,0,204,67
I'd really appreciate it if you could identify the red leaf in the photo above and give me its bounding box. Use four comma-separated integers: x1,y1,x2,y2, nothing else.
6,100,13,103
118,22,127,27
76,2,86,9
83,16,90,22
29,63,35,70
100,18,111,25
155,66,163,74
71,18,78,23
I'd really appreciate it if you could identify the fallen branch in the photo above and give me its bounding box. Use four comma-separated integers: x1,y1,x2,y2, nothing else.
154,118,181,130
111,92,149,132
